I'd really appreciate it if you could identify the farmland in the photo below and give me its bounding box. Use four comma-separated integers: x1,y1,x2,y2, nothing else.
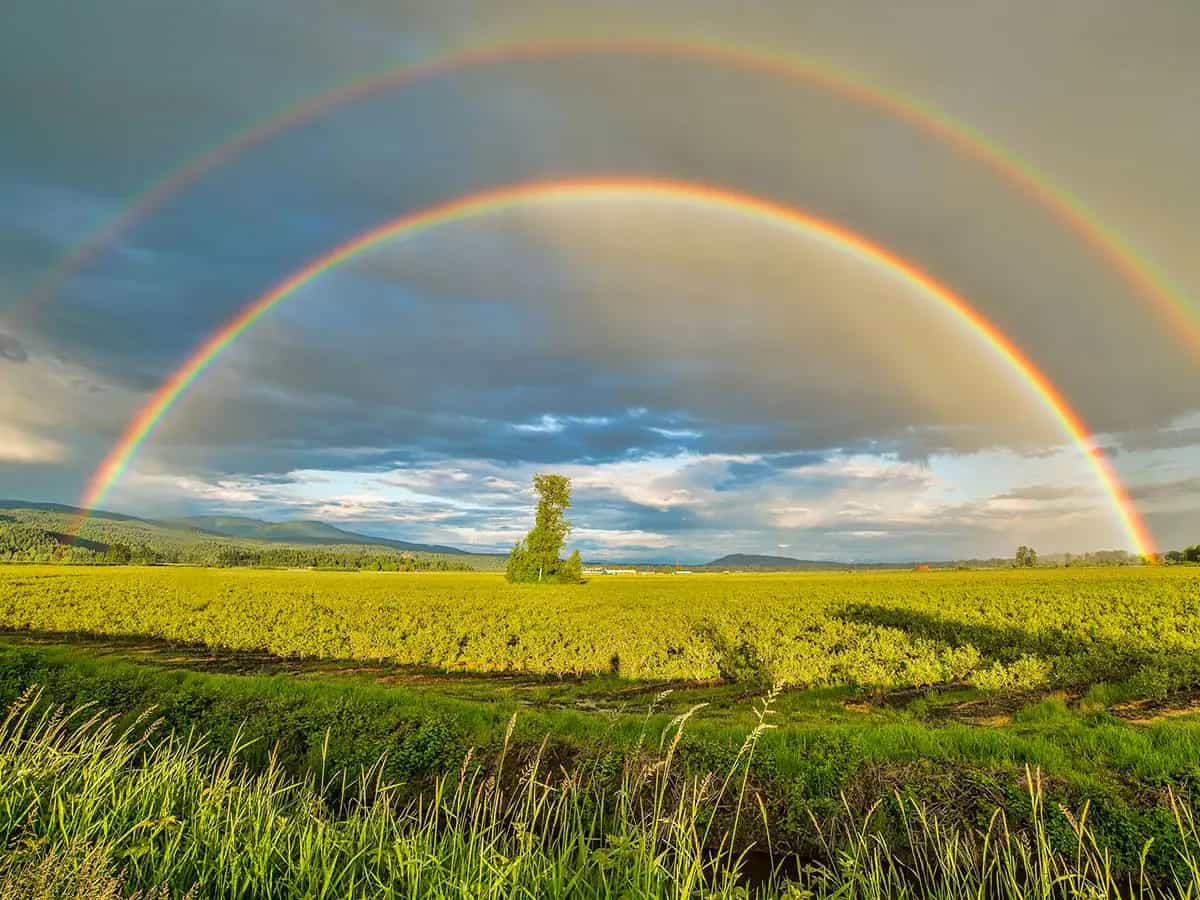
2,565,1198,691
3,564,1200,896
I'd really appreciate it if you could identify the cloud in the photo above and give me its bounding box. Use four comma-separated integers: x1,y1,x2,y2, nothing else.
0,334,27,363
1128,477,1200,504
9,14,1199,451
572,527,677,551
0,352,148,482
98,203,1086,478
93,442,1151,561
1118,427,1200,454
0,424,65,463
988,484,1080,503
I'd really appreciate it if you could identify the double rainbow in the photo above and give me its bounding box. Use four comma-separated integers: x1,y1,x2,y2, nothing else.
22,37,1197,357
74,177,1158,558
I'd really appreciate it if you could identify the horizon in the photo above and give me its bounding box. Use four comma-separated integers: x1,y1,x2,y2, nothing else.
0,497,1153,567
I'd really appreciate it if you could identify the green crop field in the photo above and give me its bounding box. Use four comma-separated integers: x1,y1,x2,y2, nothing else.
3,563,1200,896
2,565,1198,691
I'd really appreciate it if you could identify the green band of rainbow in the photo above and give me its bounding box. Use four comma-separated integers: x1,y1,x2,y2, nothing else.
22,37,1198,358
74,177,1157,557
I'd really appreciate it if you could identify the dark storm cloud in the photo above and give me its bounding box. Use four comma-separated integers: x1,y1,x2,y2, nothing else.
0,1,437,194
712,454,828,492
7,8,1198,438
1117,428,1200,454
1127,478,1200,504
1143,510,1200,554
131,202,1072,472
989,485,1080,503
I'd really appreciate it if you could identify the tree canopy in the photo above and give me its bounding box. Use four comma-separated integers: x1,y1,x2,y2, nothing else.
506,474,583,583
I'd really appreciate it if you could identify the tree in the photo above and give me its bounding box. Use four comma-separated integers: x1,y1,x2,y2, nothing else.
0,523,64,562
561,549,583,583
506,474,582,583
1014,546,1038,568
102,542,132,565
1186,545,1200,564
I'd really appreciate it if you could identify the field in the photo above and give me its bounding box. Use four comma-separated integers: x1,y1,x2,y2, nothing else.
3,564,1200,896
3,565,1199,690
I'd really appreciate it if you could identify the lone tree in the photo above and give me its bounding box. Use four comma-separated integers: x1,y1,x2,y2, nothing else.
506,474,583,583
1015,545,1038,568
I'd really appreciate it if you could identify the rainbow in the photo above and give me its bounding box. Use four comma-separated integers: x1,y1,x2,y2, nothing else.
21,37,1198,357
74,177,1158,557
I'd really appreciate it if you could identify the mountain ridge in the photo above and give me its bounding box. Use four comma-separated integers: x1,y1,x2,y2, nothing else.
704,553,855,571
0,500,495,559
169,515,470,555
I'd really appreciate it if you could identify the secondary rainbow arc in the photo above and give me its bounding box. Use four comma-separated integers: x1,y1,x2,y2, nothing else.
20,36,1198,357
74,177,1158,558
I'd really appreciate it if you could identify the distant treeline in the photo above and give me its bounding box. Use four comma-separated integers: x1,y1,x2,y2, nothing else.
0,521,472,571
1163,545,1200,565
944,550,1194,568
1053,550,1154,567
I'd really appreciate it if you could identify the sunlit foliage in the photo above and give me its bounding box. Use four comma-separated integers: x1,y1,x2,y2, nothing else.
1,566,1197,692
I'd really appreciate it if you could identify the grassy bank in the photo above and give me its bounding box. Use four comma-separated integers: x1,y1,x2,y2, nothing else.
2,636,1200,880
3,684,1200,898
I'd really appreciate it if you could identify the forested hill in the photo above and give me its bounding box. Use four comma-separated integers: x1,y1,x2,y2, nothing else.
0,501,504,571
169,515,467,554
705,552,1014,571
704,553,856,571
703,551,1155,571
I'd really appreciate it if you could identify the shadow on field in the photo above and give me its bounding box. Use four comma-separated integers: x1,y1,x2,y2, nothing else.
0,628,739,715
0,627,570,681
836,602,1159,665
826,605,1200,725
835,603,1200,716
840,607,1099,662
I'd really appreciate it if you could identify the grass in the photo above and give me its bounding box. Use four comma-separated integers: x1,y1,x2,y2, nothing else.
2,688,1200,898
3,635,1200,879
5,565,1200,890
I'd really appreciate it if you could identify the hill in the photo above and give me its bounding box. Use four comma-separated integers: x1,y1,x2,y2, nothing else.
172,515,468,555
0,500,503,571
704,553,855,571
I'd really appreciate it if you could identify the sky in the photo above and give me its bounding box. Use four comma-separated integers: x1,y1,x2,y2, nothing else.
1,1,1197,562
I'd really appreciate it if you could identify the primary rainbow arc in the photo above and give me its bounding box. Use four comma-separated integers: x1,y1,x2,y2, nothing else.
74,177,1158,558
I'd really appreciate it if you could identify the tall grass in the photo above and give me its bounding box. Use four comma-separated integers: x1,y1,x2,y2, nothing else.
0,687,1199,898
